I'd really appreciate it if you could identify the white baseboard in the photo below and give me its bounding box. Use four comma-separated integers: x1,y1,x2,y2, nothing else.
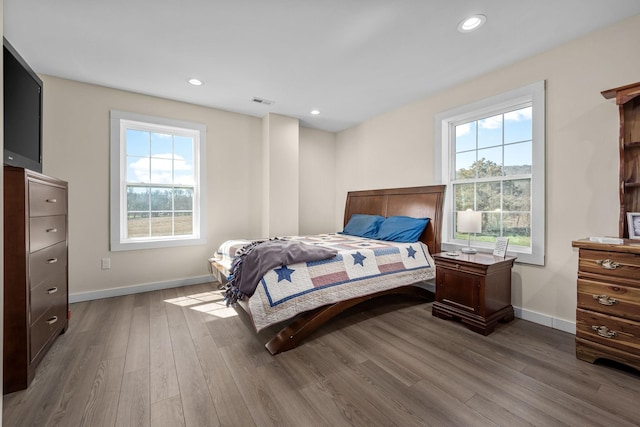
513,305,576,335
69,275,214,303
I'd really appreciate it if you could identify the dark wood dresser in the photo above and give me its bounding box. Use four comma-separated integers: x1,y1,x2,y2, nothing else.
432,252,516,335
571,239,640,371
3,166,69,393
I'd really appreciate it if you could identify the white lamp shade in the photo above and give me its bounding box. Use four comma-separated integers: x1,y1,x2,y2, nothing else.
457,210,482,233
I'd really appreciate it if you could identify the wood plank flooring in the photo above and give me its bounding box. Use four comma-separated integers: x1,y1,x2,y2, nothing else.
4,282,640,426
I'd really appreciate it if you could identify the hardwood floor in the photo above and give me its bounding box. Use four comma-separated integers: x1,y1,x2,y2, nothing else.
4,282,640,426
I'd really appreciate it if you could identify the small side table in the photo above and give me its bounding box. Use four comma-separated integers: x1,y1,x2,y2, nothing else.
432,252,516,335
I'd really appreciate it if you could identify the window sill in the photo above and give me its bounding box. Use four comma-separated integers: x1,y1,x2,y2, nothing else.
111,236,207,252
441,242,543,266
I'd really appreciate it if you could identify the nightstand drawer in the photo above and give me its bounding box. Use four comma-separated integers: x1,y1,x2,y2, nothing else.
576,309,640,355
578,278,640,321
436,268,480,313
434,260,487,276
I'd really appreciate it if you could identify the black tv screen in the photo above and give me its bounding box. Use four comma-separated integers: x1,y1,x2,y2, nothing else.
3,38,43,173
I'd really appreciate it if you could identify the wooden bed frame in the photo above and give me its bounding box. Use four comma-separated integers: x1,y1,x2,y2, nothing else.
212,185,446,354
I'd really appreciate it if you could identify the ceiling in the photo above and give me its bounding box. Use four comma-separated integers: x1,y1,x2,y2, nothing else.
5,1,640,132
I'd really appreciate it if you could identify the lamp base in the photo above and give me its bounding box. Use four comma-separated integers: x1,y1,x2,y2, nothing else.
461,247,477,254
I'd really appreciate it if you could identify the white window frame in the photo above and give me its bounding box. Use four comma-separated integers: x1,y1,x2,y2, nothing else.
110,110,207,251
434,81,545,265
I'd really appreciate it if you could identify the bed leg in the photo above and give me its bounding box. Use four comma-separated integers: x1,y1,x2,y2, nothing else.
264,305,329,354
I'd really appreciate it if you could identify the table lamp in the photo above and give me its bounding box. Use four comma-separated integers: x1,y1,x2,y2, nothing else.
457,209,481,254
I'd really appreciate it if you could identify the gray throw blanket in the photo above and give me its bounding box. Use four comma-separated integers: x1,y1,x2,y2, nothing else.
224,239,338,305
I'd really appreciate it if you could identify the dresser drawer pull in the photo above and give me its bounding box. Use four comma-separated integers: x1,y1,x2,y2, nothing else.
47,287,58,295
46,198,57,203
46,258,58,264
591,325,617,339
593,294,618,306
595,259,621,270
46,316,58,325
46,228,58,233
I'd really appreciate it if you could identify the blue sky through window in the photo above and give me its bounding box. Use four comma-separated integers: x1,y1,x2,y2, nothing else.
454,106,532,175
125,129,195,185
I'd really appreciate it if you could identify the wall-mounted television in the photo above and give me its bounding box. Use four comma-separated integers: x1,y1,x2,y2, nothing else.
4,37,43,173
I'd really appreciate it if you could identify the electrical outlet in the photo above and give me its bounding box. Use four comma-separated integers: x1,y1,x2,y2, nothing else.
101,258,111,270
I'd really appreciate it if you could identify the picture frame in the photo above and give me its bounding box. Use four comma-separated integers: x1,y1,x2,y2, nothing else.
627,212,640,239
493,237,509,258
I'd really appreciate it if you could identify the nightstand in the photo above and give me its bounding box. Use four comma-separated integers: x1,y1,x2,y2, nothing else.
432,252,516,335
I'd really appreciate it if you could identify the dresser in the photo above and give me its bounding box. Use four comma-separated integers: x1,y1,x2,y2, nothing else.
432,252,516,335
571,239,640,371
3,166,69,393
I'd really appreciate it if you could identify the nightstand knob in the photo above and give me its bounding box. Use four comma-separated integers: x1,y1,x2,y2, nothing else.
455,264,460,269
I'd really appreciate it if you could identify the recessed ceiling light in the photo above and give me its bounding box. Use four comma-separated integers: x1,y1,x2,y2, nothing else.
310,109,320,115
188,78,203,86
457,14,486,33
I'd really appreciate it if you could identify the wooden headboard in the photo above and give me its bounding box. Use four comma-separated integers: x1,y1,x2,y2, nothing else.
343,185,446,255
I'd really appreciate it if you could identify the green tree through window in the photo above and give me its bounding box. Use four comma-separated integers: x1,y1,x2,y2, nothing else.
452,106,533,248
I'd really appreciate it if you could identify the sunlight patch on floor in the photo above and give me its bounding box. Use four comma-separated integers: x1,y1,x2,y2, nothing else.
191,302,238,318
164,290,238,318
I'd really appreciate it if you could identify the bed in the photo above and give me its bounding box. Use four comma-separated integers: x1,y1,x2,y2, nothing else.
210,185,445,354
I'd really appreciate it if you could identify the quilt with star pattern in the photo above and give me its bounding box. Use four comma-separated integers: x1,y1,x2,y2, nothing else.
215,233,435,331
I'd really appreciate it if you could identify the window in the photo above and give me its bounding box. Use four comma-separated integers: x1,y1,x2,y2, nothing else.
435,81,545,265
110,111,206,251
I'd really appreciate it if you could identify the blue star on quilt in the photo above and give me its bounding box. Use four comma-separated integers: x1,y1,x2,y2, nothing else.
274,265,295,282
352,251,367,266
407,246,417,259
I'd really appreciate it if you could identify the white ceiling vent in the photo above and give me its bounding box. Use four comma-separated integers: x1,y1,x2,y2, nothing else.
252,97,275,105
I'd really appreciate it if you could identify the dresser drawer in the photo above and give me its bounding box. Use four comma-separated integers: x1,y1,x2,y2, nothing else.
578,278,640,321
30,279,67,327
29,241,67,289
578,249,640,280
30,304,66,363
576,308,640,355
29,216,66,252
29,181,67,217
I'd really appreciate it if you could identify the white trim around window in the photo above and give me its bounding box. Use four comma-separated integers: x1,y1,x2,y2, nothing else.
110,110,207,251
434,81,545,265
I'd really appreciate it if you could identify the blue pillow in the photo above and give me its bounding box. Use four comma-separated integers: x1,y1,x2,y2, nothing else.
339,214,385,238
374,216,429,243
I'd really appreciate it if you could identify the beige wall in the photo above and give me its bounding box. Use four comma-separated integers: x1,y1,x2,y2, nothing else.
261,113,299,237
335,15,640,328
41,77,266,298
299,126,336,234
